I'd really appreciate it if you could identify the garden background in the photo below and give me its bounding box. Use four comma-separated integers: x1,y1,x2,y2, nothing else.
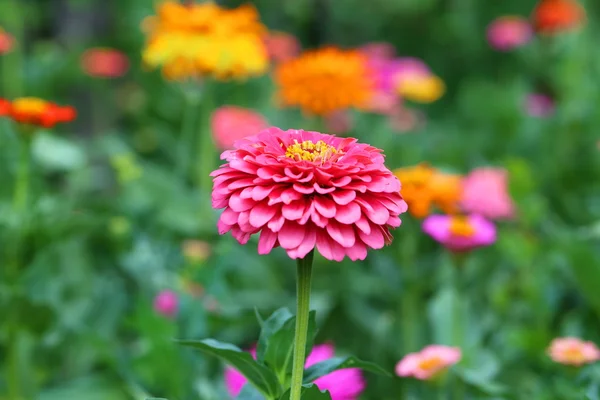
1,0,600,399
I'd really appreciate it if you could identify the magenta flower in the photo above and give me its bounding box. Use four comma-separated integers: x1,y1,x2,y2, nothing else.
211,128,407,261
526,93,555,117
422,214,496,252
153,290,178,318
396,345,462,380
486,16,532,51
548,337,600,366
211,106,270,150
225,344,366,399
461,167,515,220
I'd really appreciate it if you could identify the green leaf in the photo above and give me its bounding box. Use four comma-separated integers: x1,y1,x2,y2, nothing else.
32,132,86,172
256,308,293,362
264,311,317,381
279,384,332,400
302,356,391,384
177,339,281,398
238,384,266,400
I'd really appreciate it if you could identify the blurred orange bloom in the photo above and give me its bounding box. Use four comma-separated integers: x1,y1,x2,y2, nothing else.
81,48,129,78
264,31,301,63
275,47,374,116
1,97,76,128
532,0,585,35
0,28,14,55
142,1,269,81
394,164,462,218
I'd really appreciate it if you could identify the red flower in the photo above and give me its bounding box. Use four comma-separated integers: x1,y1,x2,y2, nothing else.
3,97,76,128
211,128,407,261
81,48,129,78
532,0,585,35
0,98,10,115
0,28,14,55
264,31,301,63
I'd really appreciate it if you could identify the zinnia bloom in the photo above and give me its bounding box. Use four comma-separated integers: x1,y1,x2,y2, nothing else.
461,167,515,220
396,73,445,104
487,16,532,51
153,290,178,318
211,128,407,261
225,344,366,399
422,214,496,252
1,97,76,128
393,164,462,218
211,106,269,150
275,47,374,116
81,48,129,78
0,27,14,54
142,2,269,80
526,93,555,117
548,337,600,366
264,31,300,63
396,345,462,380
532,0,585,35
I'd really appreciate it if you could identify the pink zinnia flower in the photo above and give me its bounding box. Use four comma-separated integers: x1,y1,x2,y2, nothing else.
548,337,600,366
526,93,555,117
211,106,269,151
153,290,178,318
225,344,366,399
81,48,129,78
422,214,496,252
0,28,14,55
396,345,462,380
264,31,301,64
487,16,532,51
461,167,515,220
211,128,407,261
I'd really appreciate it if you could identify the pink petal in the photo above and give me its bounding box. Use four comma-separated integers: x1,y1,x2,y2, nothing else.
314,196,337,219
249,202,277,228
258,229,278,254
278,222,307,249
334,202,361,224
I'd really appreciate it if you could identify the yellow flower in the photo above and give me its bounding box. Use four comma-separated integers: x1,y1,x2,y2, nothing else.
142,2,269,81
397,75,445,103
274,47,374,116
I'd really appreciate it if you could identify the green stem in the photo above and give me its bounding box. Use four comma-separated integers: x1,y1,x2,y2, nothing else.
1,0,24,97
290,250,314,400
12,137,31,214
196,83,215,194
176,91,199,180
7,327,20,400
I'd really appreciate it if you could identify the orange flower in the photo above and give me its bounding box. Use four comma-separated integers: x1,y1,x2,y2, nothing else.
0,28,14,55
394,164,462,218
274,47,374,116
532,0,585,35
1,97,76,128
142,2,269,80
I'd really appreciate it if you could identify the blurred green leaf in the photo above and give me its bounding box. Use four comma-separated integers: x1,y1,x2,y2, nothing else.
279,384,332,400
32,132,86,172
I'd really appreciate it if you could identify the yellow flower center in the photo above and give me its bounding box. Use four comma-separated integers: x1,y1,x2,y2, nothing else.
285,139,337,162
563,347,585,364
12,97,48,114
418,356,444,372
449,216,475,237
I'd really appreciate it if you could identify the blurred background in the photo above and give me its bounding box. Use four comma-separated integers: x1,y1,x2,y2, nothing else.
1,0,600,399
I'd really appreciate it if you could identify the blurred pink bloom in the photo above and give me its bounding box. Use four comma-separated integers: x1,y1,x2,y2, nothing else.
526,93,555,117
422,214,496,252
0,28,14,55
211,128,407,261
81,48,129,78
211,106,269,150
153,290,178,318
396,345,462,380
225,344,366,399
264,31,301,64
359,42,396,61
324,110,353,134
461,167,515,220
487,16,532,51
388,105,426,133
548,337,600,366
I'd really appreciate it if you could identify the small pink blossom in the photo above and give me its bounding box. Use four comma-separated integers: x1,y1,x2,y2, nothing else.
422,214,496,252
153,290,178,318
225,344,366,399
211,106,269,150
211,128,407,261
548,337,600,366
487,16,532,51
461,167,515,220
359,42,396,61
526,93,555,117
81,48,129,78
396,345,462,380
